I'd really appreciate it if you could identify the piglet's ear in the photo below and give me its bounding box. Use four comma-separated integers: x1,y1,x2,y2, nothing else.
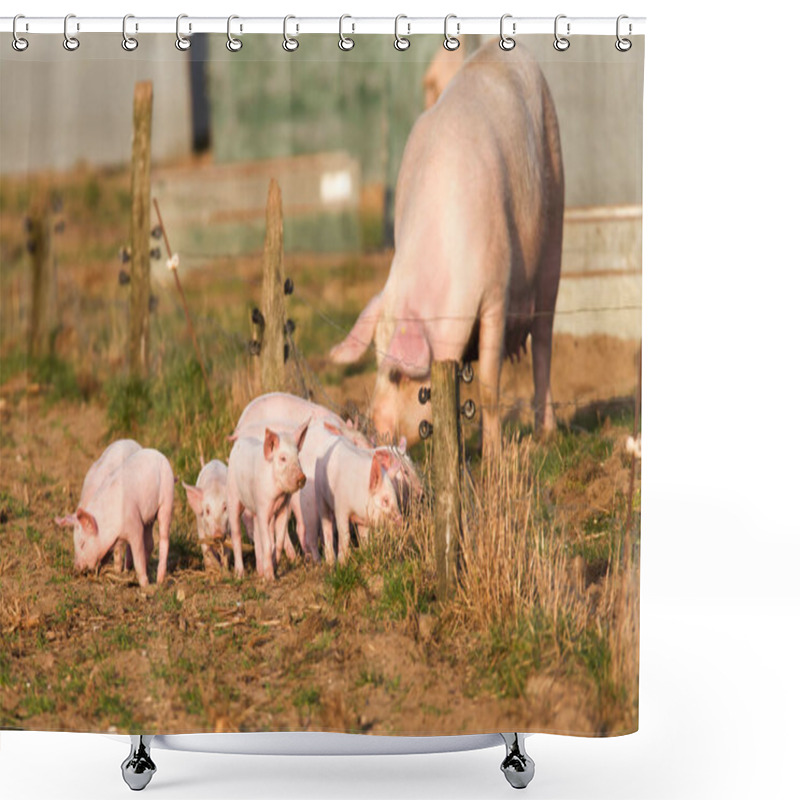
324,421,344,437
294,416,312,453
369,454,382,493
183,483,204,515
76,508,98,537
54,514,78,528
263,428,279,459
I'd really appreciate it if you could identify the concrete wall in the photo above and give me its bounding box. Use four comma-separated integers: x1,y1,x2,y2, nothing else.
0,35,192,174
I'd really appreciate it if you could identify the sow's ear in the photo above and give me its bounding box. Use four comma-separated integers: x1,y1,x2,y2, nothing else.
380,318,431,379
75,508,98,537
329,292,383,364
183,482,204,515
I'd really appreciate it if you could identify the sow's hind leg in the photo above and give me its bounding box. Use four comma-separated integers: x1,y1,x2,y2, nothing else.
531,224,562,436
477,307,506,459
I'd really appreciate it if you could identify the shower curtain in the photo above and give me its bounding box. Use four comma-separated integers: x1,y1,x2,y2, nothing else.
0,30,643,739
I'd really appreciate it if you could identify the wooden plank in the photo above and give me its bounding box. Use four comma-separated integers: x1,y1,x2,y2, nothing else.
431,360,462,602
259,179,286,394
128,81,153,379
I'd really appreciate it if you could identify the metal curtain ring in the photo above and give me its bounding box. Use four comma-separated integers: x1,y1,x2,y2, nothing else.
63,14,80,51
283,15,299,52
227,15,243,51
339,14,355,50
122,14,138,51
443,14,460,51
615,14,632,51
553,14,570,51
176,14,191,51
12,15,29,52
394,15,410,50
499,14,516,51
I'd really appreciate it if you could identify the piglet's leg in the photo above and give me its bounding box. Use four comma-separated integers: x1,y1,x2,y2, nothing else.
128,529,150,588
256,511,275,580
335,510,352,565
228,486,245,579
318,497,336,566
156,503,172,585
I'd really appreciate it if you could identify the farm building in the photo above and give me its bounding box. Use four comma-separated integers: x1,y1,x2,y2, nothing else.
0,33,642,338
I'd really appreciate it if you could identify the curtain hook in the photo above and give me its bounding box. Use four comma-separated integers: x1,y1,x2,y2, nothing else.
443,14,460,51
553,14,570,51
12,14,29,52
339,14,355,51
499,14,516,51
122,14,139,51
394,15,410,51
63,13,80,51
227,15,243,52
283,15,299,52
176,14,191,51
615,14,632,52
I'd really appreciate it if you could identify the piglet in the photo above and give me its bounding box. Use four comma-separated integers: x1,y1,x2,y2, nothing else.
315,438,402,565
183,459,229,570
55,448,174,587
227,419,310,580
72,439,142,572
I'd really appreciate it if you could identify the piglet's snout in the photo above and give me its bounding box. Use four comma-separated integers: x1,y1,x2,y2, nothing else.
294,469,307,491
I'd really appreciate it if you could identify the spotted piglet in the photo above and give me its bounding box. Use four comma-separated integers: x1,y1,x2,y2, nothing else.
183,459,230,571
55,448,174,587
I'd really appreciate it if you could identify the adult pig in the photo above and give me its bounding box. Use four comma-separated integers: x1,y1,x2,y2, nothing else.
184,459,230,570
226,419,310,580
315,438,402,565
55,448,174,587
329,42,564,456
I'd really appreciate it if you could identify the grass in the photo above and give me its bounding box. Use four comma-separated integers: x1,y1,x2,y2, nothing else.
0,167,640,737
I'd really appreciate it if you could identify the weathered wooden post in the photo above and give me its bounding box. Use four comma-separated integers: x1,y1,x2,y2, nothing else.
258,179,287,393
430,360,463,601
27,203,55,359
128,81,153,379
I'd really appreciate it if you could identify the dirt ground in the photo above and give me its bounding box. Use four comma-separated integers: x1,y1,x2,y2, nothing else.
0,339,638,736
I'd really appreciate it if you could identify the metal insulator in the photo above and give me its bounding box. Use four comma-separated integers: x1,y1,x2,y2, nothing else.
460,362,474,383
151,226,162,240
26,239,35,254
149,247,161,260
283,343,290,363
248,340,262,356
148,295,158,313
251,308,265,327
53,220,65,234
118,270,131,286
462,399,476,420
419,420,433,440
119,247,131,264
284,318,296,336
284,277,294,295
418,386,431,405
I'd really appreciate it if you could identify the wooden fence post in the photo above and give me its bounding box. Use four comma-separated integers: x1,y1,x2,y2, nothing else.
258,179,286,393
27,204,55,359
128,81,153,379
431,360,463,601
